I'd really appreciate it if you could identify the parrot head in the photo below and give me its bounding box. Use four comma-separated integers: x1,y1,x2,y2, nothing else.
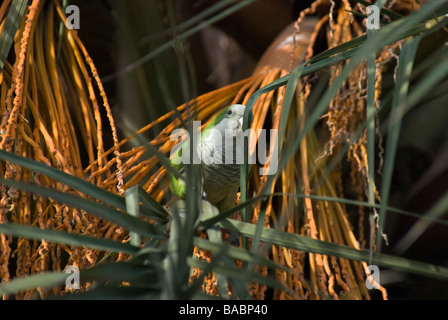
209,104,246,135
198,104,247,166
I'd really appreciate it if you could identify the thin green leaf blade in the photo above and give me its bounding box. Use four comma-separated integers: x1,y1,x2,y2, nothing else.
0,223,139,254
0,271,68,296
0,149,126,210
0,178,163,238
377,35,422,251
220,218,448,281
0,0,28,72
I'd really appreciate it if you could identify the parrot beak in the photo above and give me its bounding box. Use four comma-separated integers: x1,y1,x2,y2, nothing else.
238,117,244,129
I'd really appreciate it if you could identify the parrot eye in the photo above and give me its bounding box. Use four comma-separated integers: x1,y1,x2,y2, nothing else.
227,110,232,115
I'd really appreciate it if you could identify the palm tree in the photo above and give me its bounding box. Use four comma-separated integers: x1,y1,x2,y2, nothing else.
1,0,448,300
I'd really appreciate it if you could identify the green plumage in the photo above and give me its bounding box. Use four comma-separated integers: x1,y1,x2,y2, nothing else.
169,104,246,211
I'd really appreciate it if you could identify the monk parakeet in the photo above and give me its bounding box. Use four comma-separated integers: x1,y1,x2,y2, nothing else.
169,104,247,212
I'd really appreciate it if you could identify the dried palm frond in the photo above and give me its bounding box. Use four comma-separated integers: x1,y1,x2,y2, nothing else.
0,0,124,298
96,4,391,299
